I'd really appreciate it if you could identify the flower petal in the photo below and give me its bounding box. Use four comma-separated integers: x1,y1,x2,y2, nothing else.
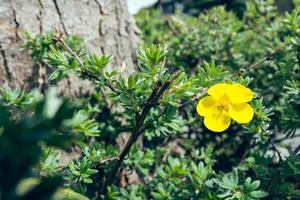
229,103,254,123
204,112,231,132
228,84,253,103
196,96,217,117
207,83,230,100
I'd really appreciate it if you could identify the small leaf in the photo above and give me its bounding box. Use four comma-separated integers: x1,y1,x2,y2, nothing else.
249,191,268,199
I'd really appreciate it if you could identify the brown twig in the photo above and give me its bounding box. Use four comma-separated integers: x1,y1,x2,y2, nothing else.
100,71,182,194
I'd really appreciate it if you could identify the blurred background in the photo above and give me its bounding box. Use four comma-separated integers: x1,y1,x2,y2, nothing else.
128,0,294,16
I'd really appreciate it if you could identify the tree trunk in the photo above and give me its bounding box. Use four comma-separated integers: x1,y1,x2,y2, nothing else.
0,0,139,95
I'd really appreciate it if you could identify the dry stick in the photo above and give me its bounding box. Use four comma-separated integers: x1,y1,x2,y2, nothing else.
179,45,286,108
101,71,181,194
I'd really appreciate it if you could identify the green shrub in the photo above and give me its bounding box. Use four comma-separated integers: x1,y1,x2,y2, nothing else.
0,0,300,199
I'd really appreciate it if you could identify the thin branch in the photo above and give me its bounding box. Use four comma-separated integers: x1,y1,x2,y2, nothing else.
268,137,283,162
99,157,118,164
179,89,207,108
179,45,286,108
232,45,285,78
294,144,300,154
100,71,181,194
53,31,121,94
267,132,300,193
59,39,86,71
273,133,300,143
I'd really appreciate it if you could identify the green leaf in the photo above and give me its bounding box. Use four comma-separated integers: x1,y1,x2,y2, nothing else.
291,189,300,197
151,192,164,200
248,191,268,199
249,180,260,191
52,188,89,200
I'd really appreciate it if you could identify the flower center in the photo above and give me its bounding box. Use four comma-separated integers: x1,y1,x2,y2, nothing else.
216,95,231,112
217,104,226,111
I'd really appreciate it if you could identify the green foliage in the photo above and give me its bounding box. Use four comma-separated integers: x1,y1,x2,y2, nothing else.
66,157,98,185
215,170,268,199
158,0,247,17
124,144,155,176
68,110,101,137
0,89,84,199
38,147,61,176
0,86,34,107
1,0,300,199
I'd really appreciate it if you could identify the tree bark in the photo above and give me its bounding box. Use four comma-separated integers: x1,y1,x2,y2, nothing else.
0,0,139,95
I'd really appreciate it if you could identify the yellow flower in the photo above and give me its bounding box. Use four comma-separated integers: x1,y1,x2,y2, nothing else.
196,83,254,132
